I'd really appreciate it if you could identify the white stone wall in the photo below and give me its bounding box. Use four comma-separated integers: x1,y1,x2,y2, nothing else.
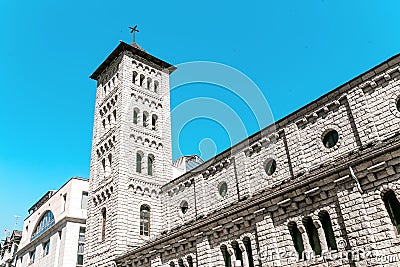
16,178,88,267
114,55,400,267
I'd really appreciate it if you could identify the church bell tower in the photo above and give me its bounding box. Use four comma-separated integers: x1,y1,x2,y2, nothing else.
85,31,176,266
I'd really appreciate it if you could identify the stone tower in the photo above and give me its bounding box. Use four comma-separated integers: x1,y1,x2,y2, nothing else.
85,40,176,267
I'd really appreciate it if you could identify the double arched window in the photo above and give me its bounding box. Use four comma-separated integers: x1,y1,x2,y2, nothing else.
31,211,55,241
140,205,150,236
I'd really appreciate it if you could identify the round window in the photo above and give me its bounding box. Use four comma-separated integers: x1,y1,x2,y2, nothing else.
264,158,277,176
323,130,339,148
180,200,188,214
219,182,228,197
397,98,400,112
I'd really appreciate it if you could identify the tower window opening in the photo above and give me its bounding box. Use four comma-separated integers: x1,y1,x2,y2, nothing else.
187,256,194,267
289,222,304,259
221,245,231,267
140,205,150,236
148,155,154,176
136,152,142,173
304,217,322,256
101,208,106,241
140,74,145,87
143,112,148,127
133,108,139,125
154,81,159,93
232,241,243,267
180,200,189,214
147,77,152,90
133,71,138,84
397,98,400,112
319,211,337,250
383,190,400,234
151,114,157,130
243,237,254,267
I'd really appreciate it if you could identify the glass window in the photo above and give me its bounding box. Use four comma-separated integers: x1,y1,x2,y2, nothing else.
219,182,228,197
31,211,55,241
136,153,142,173
81,192,88,209
140,205,150,236
148,156,153,176
180,200,189,214
323,130,339,148
43,240,50,256
264,158,277,176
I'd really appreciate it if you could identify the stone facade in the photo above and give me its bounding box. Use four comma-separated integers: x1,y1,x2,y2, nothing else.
86,40,400,267
16,177,88,267
0,230,22,267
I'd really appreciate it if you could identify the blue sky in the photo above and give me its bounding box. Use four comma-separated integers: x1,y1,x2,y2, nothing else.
1,0,400,234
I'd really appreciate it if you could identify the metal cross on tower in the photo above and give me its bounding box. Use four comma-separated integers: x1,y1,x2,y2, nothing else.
129,25,139,43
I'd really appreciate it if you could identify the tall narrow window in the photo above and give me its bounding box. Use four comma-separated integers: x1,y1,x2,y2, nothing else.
133,109,138,124
43,240,50,256
383,190,400,233
304,217,322,255
319,211,337,250
136,153,142,173
289,222,304,259
221,245,231,267
29,250,36,264
140,205,150,236
77,227,85,266
81,192,88,209
148,155,153,176
178,259,185,267
232,241,243,267
187,256,194,267
243,237,254,267
143,112,148,127
154,81,159,93
101,208,106,241
147,77,152,90
152,115,157,130
140,74,145,86
132,71,138,84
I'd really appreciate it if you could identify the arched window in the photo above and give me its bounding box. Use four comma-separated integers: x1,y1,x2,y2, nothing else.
140,74,145,87
140,205,150,236
132,71,138,84
187,256,194,267
319,211,337,250
148,155,154,176
143,112,148,127
383,190,400,233
243,237,254,267
151,114,157,130
101,208,106,241
136,152,142,173
232,241,243,267
31,211,55,241
304,217,321,255
178,259,184,267
133,108,139,124
289,222,304,259
147,77,152,90
154,81,159,93
170,262,175,267
221,245,231,267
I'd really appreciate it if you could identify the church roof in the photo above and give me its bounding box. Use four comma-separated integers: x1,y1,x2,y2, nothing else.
90,41,176,80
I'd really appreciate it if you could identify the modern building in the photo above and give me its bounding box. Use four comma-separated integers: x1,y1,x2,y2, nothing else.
84,39,400,267
16,177,88,267
0,230,22,267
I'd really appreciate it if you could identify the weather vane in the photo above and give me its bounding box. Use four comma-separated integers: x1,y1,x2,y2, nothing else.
129,25,139,44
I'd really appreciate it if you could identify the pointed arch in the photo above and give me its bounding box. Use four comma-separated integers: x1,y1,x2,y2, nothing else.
383,190,400,234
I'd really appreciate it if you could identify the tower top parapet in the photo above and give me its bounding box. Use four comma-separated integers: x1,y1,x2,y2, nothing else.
90,41,176,81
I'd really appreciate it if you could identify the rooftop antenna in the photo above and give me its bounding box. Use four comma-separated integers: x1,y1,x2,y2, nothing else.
129,25,139,44
13,215,21,230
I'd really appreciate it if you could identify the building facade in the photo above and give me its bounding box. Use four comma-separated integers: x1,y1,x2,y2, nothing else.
85,40,400,267
16,177,88,267
0,230,22,267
